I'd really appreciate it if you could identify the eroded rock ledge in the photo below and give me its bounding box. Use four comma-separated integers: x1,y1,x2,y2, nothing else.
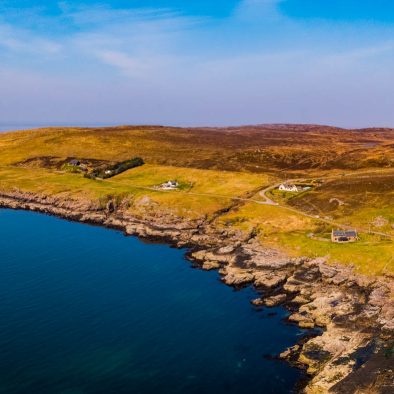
0,191,393,393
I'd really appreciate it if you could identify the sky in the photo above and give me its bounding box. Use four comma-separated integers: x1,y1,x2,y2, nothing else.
1,0,394,128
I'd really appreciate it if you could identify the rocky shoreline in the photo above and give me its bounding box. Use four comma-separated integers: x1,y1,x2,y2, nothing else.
0,190,393,393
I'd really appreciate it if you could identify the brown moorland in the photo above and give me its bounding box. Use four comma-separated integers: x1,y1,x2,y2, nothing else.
1,124,393,174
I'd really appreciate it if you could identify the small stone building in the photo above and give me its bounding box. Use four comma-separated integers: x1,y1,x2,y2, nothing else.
331,230,358,243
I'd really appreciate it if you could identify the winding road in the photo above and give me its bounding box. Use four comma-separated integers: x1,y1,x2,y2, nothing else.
257,174,393,239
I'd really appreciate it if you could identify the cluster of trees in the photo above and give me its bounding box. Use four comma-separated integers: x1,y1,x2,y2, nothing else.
85,157,144,179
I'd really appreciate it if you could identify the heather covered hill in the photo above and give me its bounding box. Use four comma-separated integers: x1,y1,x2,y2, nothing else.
0,124,393,174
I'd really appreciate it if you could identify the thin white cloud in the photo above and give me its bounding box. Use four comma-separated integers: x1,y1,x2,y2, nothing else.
0,23,61,55
94,50,150,78
58,2,204,30
321,42,394,67
64,5,173,25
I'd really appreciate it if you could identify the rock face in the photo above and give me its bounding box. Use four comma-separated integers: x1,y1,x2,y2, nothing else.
201,260,221,271
220,266,255,286
264,294,287,307
0,190,393,394
187,249,393,393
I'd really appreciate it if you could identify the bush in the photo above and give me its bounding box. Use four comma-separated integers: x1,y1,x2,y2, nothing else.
103,157,144,178
87,157,144,179
62,163,82,174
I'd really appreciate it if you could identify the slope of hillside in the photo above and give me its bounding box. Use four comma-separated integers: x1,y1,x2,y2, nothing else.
0,124,393,274
0,124,393,393
1,124,393,174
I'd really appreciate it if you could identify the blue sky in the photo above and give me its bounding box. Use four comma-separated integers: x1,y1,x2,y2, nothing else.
281,1,394,22
1,0,394,127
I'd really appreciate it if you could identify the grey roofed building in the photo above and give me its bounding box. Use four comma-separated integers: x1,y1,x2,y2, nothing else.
331,229,358,243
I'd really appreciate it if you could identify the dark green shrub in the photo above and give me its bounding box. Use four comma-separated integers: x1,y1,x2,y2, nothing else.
87,157,144,179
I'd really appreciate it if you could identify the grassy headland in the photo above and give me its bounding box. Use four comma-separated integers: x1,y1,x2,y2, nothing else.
0,124,393,275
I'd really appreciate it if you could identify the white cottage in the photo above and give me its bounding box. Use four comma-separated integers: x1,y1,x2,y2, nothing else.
160,180,179,190
279,184,299,192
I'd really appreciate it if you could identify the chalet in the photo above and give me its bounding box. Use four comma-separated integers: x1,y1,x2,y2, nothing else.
331,230,358,243
279,184,299,192
160,180,179,190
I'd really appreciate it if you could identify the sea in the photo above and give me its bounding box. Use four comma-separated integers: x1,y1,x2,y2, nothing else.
0,123,119,132
0,209,306,394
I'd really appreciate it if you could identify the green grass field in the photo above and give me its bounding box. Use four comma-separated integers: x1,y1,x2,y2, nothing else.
278,232,394,275
0,125,393,275
0,164,272,219
216,200,394,275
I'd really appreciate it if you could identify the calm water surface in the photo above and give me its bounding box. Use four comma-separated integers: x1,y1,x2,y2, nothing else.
0,209,305,394
0,124,57,132
0,123,118,132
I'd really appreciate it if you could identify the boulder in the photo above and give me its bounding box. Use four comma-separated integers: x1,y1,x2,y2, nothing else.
254,271,287,289
251,298,264,306
221,267,254,286
202,261,221,271
264,294,287,307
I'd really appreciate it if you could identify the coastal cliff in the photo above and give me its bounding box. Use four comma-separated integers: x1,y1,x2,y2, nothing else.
0,190,392,393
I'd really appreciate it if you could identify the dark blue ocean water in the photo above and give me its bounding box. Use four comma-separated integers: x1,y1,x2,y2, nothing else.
0,209,304,394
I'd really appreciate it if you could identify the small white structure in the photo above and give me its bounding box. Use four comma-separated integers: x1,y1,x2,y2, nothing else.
159,180,179,190
279,184,299,192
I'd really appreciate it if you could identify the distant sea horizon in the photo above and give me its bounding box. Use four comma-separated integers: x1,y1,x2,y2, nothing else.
0,123,123,132
2,122,393,133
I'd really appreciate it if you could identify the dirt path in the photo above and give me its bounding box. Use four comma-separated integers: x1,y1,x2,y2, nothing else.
258,173,394,239
258,183,280,205
80,169,394,239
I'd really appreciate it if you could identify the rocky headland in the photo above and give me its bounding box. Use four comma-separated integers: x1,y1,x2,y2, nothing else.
0,190,393,393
